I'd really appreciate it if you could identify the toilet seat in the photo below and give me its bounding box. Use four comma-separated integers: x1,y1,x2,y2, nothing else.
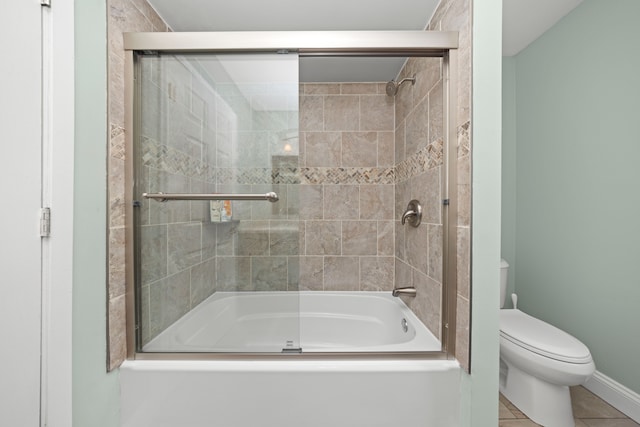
500,309,592,364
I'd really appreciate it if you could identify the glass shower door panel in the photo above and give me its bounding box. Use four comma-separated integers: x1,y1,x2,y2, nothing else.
135,52,300,353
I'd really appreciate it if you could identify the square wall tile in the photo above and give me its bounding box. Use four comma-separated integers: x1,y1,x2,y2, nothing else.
251,256,288,291
360,184,394,220
324,185,359,220
324,95,359,131
305,132,341,167
342,221,378,255
305,221,341,255
299,256,324,290
300,95,323,131
216,257,252,291
342,132,378,167
360,95,395,131
361,257,394,291
167,222,201,275
324,256,359,291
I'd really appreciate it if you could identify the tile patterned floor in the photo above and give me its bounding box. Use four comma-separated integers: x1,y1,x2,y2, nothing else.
499,386,640,426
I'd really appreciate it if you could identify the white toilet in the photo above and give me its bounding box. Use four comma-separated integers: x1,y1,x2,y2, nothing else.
499,259,595,427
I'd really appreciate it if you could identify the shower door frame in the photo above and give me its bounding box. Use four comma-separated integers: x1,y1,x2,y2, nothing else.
124,30,459,361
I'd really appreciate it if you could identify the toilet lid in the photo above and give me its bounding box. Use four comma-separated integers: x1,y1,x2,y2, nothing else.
500,309,593,364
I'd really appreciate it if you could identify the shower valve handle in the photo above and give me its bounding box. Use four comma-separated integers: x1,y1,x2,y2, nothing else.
401,200,422,227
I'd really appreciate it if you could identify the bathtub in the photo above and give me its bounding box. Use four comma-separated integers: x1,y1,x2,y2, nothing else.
121,292,461,427
143,291,441,353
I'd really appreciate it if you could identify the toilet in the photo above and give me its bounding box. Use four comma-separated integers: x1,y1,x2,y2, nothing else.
499,259,595,427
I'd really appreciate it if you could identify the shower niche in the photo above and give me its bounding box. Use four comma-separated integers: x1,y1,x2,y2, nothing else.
125,31,460,359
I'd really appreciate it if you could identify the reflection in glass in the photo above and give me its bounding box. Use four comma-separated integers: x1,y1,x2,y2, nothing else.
134,53,301,352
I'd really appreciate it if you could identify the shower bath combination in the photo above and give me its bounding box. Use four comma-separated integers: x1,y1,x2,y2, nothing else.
385,73,416,96
125,31,459,359
121,29,462,427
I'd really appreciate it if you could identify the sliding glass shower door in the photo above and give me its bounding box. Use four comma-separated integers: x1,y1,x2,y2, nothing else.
134,52,301,353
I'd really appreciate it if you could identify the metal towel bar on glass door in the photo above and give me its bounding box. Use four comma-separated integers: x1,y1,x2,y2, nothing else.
143,192,279,203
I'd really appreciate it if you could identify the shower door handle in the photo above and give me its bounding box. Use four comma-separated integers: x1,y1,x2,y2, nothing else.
143,192,279,203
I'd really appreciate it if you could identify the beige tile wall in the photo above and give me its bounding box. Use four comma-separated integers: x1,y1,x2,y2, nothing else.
393,58,446,340
428,0,472,371
138,80,399,347
298,83,396,294
107,0,170,370
136,56,221,346
137,55,302,347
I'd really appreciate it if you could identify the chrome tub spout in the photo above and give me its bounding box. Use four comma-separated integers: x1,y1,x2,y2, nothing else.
392,287,417,297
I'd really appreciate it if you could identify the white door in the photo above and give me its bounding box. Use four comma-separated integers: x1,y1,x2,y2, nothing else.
0,1,44,425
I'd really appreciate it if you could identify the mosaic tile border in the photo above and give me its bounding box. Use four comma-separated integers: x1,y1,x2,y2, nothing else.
458,121,470,158
141,135,469,187
301,167,394,185
141,136,215,183
395,121,470,184
110,124,126,160
142,135,399,186
396,139,444,183
216,168,301,185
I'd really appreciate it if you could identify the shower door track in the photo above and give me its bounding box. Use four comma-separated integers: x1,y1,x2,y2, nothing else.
123,30,459,362
124,30,457,56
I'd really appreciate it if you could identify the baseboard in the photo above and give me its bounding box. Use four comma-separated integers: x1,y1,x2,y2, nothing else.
583,370,640,423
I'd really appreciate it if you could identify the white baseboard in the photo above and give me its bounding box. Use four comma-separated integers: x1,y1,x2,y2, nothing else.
583,370,640,423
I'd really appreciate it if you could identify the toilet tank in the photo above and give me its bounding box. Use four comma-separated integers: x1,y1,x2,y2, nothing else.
500,259,509,308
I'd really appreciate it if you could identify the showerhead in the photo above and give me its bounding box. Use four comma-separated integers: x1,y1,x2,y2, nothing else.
385,74,416,97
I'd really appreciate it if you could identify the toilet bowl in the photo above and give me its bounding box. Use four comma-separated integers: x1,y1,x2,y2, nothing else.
499,259,595,427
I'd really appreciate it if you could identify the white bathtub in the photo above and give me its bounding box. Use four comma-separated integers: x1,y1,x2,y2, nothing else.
121,292,460,427
120,359,461,427
143,291,441,353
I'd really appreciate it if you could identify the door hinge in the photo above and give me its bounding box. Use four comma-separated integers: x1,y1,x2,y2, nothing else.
41,0,51,7
40,207,51,237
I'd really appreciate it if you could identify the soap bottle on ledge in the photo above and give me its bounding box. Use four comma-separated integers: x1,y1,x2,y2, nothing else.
221,200,233,222
210,200,233,223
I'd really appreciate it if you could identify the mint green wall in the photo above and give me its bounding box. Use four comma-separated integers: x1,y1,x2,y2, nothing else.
501,56,517,306
460,0,502,425
503,0,640,394
73,0,120,425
